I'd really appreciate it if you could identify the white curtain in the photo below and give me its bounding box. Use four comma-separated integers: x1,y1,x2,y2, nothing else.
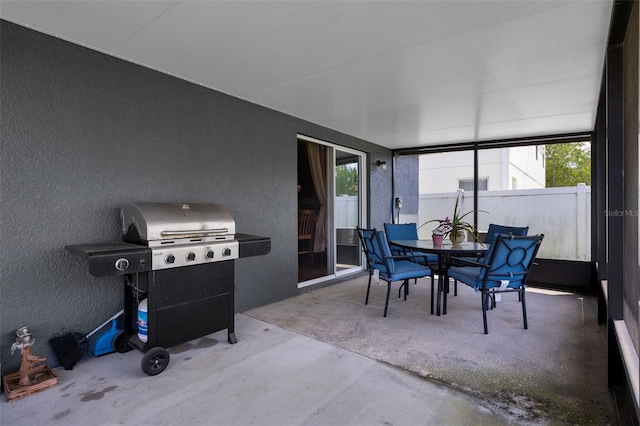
306,142,327,252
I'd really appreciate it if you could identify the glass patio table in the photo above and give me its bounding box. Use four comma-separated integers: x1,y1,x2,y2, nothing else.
390,240,489,316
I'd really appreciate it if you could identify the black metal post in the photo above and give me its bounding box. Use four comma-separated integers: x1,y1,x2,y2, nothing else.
473,144,479,228
605,43,625,387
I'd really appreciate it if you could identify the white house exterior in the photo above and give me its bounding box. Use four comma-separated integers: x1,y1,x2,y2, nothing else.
419,145,546,193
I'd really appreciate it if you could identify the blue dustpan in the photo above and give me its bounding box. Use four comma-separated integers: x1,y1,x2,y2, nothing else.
92,319,123,357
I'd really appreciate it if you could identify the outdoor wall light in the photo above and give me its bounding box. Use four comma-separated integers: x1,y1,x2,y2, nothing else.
376,160,387,171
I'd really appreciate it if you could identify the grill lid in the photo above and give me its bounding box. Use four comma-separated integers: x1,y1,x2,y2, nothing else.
121,202,235,242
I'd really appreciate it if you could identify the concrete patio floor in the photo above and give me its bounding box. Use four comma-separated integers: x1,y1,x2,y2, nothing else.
1,274,618,425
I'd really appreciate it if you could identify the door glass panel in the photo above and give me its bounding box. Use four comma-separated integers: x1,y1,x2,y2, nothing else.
298,140,329,282
335,149,362,272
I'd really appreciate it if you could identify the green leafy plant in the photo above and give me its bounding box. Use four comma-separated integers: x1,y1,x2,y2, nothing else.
419,190,488,242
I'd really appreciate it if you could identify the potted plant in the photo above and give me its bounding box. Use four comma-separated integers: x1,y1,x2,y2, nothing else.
419,190,488,244
431,219,451,246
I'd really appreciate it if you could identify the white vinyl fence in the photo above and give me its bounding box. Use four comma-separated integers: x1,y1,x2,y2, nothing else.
335,195,359,228
334,185,591,261
417,184,591,261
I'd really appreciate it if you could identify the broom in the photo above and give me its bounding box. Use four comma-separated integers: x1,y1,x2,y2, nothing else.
49,310,123,370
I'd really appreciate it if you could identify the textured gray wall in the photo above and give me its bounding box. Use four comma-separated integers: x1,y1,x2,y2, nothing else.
392,155,419,224
0,20,392,375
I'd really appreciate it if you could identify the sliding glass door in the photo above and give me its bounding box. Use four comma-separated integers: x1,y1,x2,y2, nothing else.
298,136,365,286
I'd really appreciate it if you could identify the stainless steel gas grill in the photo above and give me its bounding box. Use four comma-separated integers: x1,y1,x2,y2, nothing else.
66,202,270,376
121,202,239,270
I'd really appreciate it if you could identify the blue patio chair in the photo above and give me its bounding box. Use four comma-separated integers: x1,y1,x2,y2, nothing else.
481,224,530,301
452,223,530,297
483,224,529,244
447,233,544,334
357,227,433,317
384,223,439,264
384,223,438,296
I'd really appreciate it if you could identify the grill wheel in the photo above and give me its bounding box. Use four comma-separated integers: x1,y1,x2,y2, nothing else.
141,347,170,376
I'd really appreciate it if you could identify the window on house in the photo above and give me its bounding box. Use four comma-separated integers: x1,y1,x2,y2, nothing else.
459,179,487,191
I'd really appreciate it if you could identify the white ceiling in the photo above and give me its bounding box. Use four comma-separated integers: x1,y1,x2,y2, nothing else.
1,1,613,150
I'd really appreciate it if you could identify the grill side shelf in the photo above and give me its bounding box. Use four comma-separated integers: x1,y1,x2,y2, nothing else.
236,234,271,258
66,243,152,277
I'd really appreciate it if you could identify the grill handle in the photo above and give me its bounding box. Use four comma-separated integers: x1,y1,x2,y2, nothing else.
160,229,230,238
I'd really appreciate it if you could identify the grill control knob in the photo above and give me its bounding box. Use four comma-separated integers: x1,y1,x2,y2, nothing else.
223,248,232,257
186,252,196,261
205,250,214,259
165,254,175,264
115,258,129,271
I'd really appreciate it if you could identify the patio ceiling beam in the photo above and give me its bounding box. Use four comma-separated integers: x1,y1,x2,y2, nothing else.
393,131,592,156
